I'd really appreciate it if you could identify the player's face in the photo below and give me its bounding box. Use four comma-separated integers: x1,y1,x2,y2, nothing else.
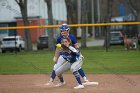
61,30,69,37
62,39,70,47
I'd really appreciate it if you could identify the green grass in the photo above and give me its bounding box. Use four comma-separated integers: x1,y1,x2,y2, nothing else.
0,47,140,74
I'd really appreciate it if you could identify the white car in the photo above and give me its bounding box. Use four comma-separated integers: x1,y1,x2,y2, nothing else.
109,31,124,45
1,36,25,53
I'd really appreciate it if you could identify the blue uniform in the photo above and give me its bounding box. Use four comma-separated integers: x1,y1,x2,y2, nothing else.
55,46,83,86
56,35,80,63
61,47,80,63
49,24,87,86
56,34,77,46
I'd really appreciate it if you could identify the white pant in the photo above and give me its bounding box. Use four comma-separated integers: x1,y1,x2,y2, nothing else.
55,57,83,76
53,55,66,71
71,58,83,72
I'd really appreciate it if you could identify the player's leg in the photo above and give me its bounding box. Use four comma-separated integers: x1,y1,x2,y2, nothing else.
45,56,66,85
47,64,57,83
55,62,71,87
71,58,84,89
55,62,71,76
57,74,64,83
78,55,89,82
78,67,88,82
77,61,99,86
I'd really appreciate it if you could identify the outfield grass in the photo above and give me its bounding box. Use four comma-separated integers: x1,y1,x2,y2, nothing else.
0,47,140,74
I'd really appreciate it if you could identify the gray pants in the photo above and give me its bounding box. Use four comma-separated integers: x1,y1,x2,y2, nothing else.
53,56,67,71
55,57,83,76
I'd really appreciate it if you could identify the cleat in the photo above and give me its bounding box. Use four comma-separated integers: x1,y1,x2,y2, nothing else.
83,81,99,86
44,81,53,86
55,81,66,87
84,79,89,82
74,85,84,89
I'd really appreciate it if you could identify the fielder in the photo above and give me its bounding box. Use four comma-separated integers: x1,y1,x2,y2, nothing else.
45,24,89,86
55,37,84,89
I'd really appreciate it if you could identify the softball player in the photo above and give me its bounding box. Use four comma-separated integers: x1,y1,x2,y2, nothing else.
55,37,84,89
45,24,89,86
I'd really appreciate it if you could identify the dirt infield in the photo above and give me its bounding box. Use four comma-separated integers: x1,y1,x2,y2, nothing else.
0,74,139,93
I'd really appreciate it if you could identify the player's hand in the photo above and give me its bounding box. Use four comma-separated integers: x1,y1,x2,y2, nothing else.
80,54,84,59
53,56,57,63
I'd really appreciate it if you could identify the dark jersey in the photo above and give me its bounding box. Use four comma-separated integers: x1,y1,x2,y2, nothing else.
60,46,80,63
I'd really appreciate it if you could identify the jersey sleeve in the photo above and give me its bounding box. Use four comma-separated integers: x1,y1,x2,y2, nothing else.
69,46,78,53
56,36,61,44
70,35,77,45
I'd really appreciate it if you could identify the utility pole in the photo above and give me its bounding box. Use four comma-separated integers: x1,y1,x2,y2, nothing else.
105,0,113,52
94,0,100,38
77,0,81,38
97,0,101,38
91,0,95,39
77,0,81,24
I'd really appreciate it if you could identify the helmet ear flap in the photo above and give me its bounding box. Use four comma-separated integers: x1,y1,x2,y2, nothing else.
67,28,70,31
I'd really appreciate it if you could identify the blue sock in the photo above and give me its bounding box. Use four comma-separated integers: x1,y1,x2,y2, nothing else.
78,68,86,78
73,71,82,85
51,70,56,81
58,75,64,82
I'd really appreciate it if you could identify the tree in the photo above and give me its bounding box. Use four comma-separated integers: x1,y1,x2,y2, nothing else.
81,0,88,48
65,0,88,48
65,0,77,36
104,0,114,51
15,0,32,51
44,0,55,50
126,0,137,17
126,0,140,33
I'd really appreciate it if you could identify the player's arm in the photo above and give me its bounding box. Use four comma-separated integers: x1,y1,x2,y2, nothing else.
71,35,84,58
74,43,79,49
53,37,61,63
53,47,60,63
74,42,84,59
71,35,79,49
68,46,79,55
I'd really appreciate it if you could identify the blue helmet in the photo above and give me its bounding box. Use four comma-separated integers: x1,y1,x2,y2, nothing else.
60,24,70,31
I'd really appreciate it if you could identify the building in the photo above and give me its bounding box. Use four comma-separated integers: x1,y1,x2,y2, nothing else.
0,0,67,42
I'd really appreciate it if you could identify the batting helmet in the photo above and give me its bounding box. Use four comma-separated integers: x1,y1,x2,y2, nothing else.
60,24,70,31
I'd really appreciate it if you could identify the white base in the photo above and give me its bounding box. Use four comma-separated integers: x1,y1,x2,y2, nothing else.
83,81,99,86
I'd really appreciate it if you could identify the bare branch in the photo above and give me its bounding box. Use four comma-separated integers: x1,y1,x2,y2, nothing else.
15,0,23,7
15,0,20,5
126,0,137,16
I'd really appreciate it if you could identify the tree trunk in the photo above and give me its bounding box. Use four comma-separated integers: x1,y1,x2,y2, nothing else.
65,0,77,37
104,0,113,51
45,0,55,51
15,0,32,51
81,0,87,48
137,11,140,34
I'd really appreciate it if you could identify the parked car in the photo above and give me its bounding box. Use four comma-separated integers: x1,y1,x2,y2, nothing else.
0,36,25,53
109,31,124,45
37,35,48,50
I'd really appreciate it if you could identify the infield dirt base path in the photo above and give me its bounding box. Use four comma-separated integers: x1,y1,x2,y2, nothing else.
0,74,139,93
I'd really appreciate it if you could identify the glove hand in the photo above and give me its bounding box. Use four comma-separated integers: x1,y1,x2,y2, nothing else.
61,44,69,49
